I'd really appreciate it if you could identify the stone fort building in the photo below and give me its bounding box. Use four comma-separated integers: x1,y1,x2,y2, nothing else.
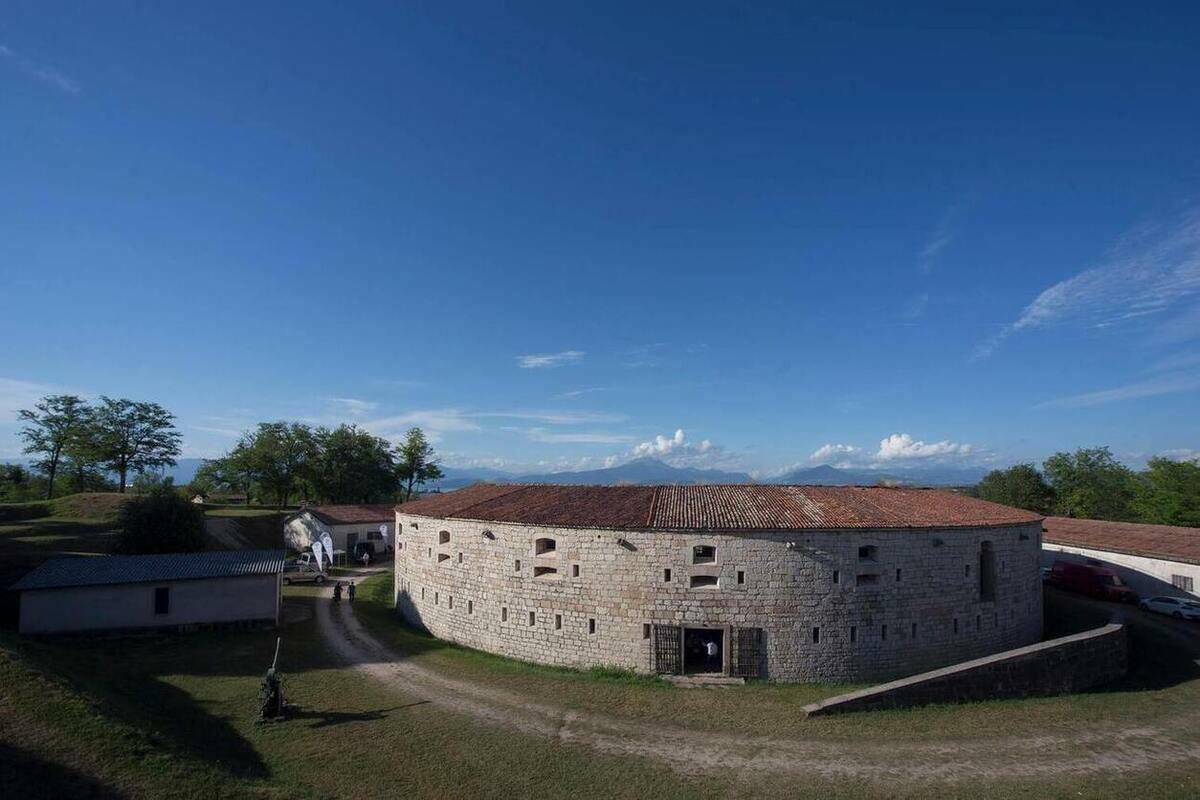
393,484,1043,682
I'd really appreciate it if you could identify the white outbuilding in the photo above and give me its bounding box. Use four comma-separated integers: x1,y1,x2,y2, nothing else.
12,550,285,634
1041,516,1200,599
284,504,395,559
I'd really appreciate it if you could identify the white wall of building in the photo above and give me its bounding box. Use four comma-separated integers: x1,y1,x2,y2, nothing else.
283,512,392,554
1041,544,1200,599
19,573,281,634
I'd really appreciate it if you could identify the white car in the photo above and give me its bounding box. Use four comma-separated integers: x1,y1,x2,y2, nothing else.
1139,596,1200,620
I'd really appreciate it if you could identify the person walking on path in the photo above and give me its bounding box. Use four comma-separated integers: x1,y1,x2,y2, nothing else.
333,582,343,603
348,581,356,603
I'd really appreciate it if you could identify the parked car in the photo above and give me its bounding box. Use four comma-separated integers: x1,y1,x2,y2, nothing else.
283,557,326,585
1139,596,1200,620
1047,560,1138,603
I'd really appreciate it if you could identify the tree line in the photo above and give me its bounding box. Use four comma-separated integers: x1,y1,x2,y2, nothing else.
12,394,182,500
192,423,442,506
971,447,1200,527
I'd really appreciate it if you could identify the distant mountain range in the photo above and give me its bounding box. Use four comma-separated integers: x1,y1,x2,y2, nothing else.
431,457,987,489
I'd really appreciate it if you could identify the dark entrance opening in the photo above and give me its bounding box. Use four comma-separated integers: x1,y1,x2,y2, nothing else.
683,628,724,674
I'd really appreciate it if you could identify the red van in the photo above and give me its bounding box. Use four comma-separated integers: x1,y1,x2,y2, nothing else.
1048,560,1138,603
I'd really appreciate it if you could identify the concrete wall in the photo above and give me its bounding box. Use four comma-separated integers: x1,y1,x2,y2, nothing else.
1042,544,1200,600
393,512,1044,682
803,619,1127,715
284,513,393,554
19,573,281,634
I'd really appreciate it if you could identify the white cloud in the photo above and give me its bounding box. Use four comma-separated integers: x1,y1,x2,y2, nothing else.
1034,372,1200,409
974,208,1200,360
875,433,974,461
808,443,865,466
623,343,669,368
524,428,634,445
0,44,80,94
328,397,379,417
0,377,61,422
1156,448,1200,464
553,387,608,400
516,350,584,369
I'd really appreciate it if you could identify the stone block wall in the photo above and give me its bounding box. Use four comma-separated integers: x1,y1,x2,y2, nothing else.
803,619,1127,714
393,512,1044,683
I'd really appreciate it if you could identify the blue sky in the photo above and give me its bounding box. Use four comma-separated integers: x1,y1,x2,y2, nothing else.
2,2,1199,476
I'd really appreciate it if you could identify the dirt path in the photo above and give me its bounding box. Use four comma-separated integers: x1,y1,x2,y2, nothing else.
316,597,1200,784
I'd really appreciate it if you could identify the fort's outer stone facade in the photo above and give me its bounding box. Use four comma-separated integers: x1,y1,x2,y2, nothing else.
392,489,1043,682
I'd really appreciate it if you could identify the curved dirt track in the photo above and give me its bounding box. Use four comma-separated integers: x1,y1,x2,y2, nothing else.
316,597,1200,784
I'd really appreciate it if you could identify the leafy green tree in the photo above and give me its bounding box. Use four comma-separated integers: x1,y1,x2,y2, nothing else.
1133,457,1200,527
17,394,90,499
1043,447,1138,521
312,424,398,503
975,464,1055,514
92,397,183,493
396,427,443,501
60,405,109,494
115,482,206,554
247,422,318,507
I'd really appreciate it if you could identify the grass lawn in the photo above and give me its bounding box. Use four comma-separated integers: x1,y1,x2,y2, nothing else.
1,575,1198,799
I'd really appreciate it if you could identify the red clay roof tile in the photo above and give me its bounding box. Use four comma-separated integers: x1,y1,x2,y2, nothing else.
1043,516,1200,566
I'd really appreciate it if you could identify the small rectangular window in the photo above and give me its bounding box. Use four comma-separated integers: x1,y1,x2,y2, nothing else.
690,575,719,589
642,623,651,639
953,618,959,634
811,627,820,644
421,587,425,600
692,545,716,564
856,573,879,586
976,614,982,630
427,547,432,557
588,618,596,635
154,587,170,615
528,611,535,626
1172,574,1195,592
458,552,463,563
849,625,857,643
663,568,672,582
448,596,454,609
911,622,917,638
832,569,840,584
965,564,971,577
858,545,877,562
555,614,562,630
514,559,521,573
501,606,508,622
572,564,580,578
895,568,902,582
737,570,745,585
881,624,888,641
468,600,473,615
434,592,439,605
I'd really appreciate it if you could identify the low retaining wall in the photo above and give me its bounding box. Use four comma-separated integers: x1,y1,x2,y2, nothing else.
804,618,1127,716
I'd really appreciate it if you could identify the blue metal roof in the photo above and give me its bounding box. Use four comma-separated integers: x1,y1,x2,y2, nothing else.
11,549,286,591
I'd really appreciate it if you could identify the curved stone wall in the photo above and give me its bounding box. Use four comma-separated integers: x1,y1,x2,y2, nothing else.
393,511,1043,682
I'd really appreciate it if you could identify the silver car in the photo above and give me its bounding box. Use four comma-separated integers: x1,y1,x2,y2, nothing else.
1138,596,1200,620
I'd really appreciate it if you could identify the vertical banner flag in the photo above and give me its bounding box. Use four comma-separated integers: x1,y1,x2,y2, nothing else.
379,524,389,549
321,533,335,565
312,541,325,571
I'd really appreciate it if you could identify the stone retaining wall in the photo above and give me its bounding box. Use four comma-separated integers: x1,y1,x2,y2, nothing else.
803,618,1127,715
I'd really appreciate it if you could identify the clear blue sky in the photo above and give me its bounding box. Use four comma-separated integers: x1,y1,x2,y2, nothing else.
2,2,1198,475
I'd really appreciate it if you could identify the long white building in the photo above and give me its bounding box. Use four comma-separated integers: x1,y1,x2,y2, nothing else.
1041,516,1200,599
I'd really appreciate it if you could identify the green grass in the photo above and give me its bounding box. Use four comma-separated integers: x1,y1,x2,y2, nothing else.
0,492,129,523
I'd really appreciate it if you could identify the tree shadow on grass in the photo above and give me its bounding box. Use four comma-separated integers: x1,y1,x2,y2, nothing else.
0,741,127,799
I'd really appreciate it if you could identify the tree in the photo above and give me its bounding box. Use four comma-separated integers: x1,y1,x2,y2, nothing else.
1043,447,1139,521
1133,457,1200,527
974,464,1055,515
92,397,183,493
115,482,206,554
312,424,398,503
18,394,91,499
246,422,318,507
396,427,443,501
59,405,108,494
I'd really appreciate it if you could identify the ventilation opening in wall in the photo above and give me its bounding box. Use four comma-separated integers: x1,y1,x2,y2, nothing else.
832,569,840,584
588,618,596,635
689,575,719,589
856,573,879,587
439,531,450,545
663,568,672,582
434,592,439,605
468,600,473,615
911,622,917,638
811,627,820,644
692,545,716,564
528,611,535,626
737,570,745,585
458,552,463,563
533,566,558,579
448,596,453,609
571,564,580,578
420,587,425,600
514,559,521,573
643,623,651,639
976,614,982,630
437,553,450,563
895,568,902,582
858,545,877,562
850,625,857,643
501,607,508,622
555,614,562,630
535,537,557,556
954,617,959,634
881,624,888,641
979,540,997,602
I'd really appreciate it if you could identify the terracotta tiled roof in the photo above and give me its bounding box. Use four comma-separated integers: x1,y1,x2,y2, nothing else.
1043,516,1200,566
298,504,396,525
397,484,1040,531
